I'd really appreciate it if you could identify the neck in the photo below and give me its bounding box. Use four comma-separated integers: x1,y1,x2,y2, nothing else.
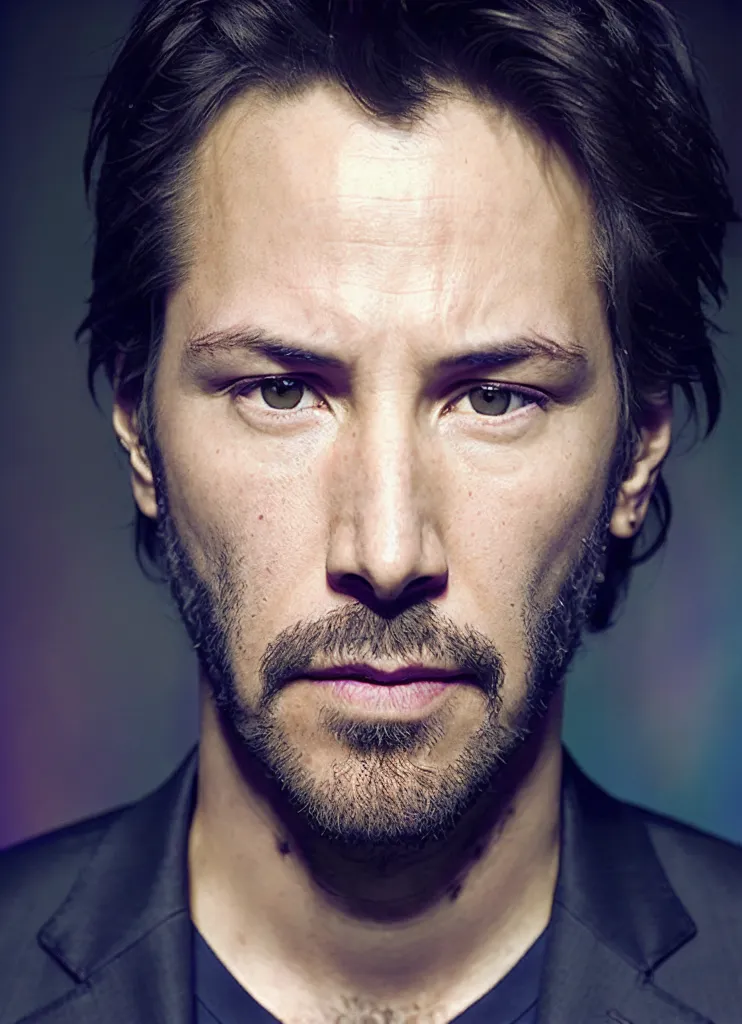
189,688,563,1016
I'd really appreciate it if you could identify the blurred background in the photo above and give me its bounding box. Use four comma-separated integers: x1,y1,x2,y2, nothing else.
0,0,740,850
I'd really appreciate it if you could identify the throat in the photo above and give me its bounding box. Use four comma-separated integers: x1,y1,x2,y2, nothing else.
189,697,562,1017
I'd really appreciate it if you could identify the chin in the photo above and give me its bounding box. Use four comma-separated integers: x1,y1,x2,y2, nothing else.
234,696,523,847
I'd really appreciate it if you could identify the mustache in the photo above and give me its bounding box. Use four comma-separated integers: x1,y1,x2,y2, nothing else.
257,600,505,710
155,498,504,713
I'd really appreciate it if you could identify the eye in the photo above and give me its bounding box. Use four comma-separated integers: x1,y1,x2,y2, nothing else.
456,384,541,417
232,377,544,419
248,377,315,411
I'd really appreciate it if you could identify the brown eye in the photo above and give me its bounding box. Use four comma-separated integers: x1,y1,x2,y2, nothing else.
260,378,306,410
468,385,523,416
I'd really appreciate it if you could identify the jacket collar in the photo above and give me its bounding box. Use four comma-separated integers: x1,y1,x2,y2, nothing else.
537,750,708,1024
27,749,198,1024
556,749,697,972
25,746,709,1024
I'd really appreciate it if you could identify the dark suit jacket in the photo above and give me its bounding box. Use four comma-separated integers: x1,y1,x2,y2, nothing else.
1,747,741,1024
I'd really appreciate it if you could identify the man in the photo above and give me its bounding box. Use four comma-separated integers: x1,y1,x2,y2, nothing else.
1,0,739,1021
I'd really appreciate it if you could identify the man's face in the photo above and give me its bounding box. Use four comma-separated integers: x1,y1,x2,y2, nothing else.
126,85,625,844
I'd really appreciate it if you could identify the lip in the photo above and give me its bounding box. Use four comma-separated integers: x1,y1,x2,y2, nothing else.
309,678,455,712
299,663,475,685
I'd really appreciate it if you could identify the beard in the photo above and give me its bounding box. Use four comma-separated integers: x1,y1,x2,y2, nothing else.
151,444,618,849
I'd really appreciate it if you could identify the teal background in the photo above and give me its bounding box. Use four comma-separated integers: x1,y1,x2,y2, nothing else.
0,0,740,848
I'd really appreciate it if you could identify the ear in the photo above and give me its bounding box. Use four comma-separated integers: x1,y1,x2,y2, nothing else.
610,399,673,539
112,390,158,521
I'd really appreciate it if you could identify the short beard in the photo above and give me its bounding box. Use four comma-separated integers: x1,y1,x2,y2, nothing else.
152,441,617,849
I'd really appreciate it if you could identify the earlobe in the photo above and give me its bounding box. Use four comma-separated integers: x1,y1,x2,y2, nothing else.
112,398,158,521
610,401,672,539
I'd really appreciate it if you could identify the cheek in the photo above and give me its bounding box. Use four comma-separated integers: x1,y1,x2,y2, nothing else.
159,413,325,601
450,438,612,626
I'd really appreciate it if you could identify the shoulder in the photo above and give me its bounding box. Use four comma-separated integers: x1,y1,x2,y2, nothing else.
642,803,742,869
567,752,742,894
0,804,129,946
638,801,742,907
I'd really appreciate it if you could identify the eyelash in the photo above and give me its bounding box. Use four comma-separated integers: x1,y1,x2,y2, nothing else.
229,376,549,422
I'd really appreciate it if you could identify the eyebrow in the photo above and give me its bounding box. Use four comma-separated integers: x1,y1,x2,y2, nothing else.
182,325,589,376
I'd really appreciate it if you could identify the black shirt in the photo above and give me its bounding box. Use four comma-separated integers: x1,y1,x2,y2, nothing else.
194,922,548,1024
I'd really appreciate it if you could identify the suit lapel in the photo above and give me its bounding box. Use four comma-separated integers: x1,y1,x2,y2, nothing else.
538,752,712,1024
16,749,199,1024
539,902,711,1024
16,911,192,1024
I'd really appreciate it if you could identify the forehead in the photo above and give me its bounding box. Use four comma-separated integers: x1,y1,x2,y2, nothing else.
170,83,603,355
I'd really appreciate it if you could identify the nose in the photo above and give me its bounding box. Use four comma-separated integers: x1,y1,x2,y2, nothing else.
325,409,449,611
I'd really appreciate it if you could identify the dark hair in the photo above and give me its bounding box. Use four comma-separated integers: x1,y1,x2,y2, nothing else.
79,0,737,630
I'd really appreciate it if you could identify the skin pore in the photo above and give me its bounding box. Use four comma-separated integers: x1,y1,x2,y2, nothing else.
114,85,671,1022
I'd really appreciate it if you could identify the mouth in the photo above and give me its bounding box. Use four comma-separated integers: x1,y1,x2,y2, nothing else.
302,663,475,685
295,664,477,713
